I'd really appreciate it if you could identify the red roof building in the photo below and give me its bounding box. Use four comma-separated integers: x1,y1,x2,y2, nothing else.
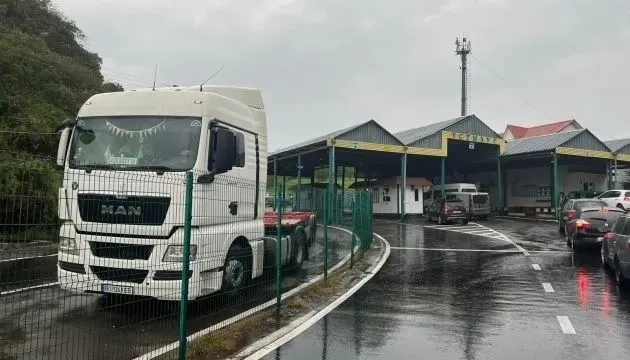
502,120,582,140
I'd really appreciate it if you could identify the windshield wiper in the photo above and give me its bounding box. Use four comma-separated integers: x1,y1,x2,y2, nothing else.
122,165,175,175
74,164,118,173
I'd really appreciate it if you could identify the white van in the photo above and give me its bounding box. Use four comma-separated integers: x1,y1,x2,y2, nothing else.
423,183,478,214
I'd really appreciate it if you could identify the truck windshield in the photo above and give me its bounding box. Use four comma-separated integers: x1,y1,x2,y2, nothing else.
68,116,202,171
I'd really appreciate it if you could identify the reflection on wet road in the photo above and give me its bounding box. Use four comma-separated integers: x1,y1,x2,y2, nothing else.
266,218,630,360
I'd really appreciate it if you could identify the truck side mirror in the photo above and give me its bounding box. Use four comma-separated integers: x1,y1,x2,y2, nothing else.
210,126,235,174
56,127,72,167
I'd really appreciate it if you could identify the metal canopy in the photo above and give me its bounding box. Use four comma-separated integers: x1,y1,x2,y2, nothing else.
502,129,611,159
394,114,502,148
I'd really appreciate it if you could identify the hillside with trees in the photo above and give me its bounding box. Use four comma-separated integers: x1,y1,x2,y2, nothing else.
0,0,122,240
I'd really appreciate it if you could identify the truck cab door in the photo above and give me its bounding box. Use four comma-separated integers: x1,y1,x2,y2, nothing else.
202,121,258,222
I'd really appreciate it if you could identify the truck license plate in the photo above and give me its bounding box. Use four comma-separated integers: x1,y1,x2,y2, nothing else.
452,211,461,214
101,284,133,295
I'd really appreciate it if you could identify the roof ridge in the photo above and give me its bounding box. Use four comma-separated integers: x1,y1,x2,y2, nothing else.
507,128,583,141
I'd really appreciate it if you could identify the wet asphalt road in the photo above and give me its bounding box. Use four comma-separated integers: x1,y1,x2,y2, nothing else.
0,227,351,360
265,217,630,360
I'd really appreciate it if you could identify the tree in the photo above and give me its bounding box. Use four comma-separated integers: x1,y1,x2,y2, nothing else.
0,0,124,240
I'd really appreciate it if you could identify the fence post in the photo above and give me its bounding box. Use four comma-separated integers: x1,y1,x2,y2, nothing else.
323,186,329,280
178,171,194,360
276,182,282,313
350,195,356,268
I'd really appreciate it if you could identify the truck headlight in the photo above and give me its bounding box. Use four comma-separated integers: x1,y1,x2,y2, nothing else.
163,245,197,262
59,237,79,256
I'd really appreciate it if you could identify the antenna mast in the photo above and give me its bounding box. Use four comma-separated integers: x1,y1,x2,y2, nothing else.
455,37,472,116
152,64,158,91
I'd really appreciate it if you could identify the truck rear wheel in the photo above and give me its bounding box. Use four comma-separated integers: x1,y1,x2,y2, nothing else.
290,229,307,268
222,243,251,294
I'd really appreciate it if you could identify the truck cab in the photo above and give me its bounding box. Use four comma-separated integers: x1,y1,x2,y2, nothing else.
55,86,313,301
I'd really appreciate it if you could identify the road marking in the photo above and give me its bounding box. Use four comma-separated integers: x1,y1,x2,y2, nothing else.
532,264,541,270
234,233,391,360
390,247,520,253
0,282,59,296
542,283,555,292
557,316,576,334
381,220,531,257
495,216,558,223
0,254,57,263
133,226,378,360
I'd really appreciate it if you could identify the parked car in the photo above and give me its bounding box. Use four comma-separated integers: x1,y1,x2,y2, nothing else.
565,206,625,251
601,213,630,288
426,194,470,225
558,198,608,234
595,190,630,211
467,192,490,220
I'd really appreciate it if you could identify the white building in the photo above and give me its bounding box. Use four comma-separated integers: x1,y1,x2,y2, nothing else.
351,177,432,215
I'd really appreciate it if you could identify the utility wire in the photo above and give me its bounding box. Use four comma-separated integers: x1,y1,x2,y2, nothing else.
470,53,549,120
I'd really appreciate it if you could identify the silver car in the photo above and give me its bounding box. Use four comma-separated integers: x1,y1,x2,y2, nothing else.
601,214,630,288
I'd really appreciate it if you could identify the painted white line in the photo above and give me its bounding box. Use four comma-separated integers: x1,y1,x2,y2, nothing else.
557,316,576,334
0,254,57,263
451,228,493,233
0,282,59,296
390,247,520,253
528,250,572,254
532,264,542,271
132,226,365,360
542,283,555,293
470,222,530,257
497,216,558,223
238,234,391,360
457,231,499,236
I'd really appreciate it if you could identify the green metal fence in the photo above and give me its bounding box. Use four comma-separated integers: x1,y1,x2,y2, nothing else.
0,148,374,360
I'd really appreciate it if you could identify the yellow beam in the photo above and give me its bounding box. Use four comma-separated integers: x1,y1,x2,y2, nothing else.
330,139,405,154
328,130,506,158
406,147,446,157
442,131,506,154
555,146,613,160
616,153,630,163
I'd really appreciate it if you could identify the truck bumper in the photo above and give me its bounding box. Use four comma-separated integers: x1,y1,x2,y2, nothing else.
57,260,224,301
56,224,231,301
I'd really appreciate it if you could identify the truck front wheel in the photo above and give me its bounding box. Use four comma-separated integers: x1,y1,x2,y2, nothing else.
222,244,252,294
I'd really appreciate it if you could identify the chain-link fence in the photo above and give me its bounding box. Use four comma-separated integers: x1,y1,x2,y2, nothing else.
0,146,373,360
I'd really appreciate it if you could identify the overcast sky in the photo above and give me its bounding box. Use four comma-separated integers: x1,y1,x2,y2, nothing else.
53,0,630,151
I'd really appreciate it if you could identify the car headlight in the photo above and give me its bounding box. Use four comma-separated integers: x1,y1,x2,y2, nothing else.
163,245,197,262
59,236,79,256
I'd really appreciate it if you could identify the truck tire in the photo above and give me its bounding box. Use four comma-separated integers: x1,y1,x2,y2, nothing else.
290,228,307,269
307,215,317,245
222,243,251,295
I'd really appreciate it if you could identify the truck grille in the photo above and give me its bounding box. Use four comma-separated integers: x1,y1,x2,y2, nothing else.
472,195,488,204
90,266,148,284
77,194,170,225
89,242,153,260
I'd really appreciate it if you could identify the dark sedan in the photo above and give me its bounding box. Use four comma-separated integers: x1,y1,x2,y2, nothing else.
565,206,625,251
558,198,608,234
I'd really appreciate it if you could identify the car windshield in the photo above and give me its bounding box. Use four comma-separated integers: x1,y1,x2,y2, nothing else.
68,116,202,171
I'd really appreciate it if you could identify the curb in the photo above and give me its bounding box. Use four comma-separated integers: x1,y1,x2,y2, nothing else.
231,232,391,360
134,226,360,360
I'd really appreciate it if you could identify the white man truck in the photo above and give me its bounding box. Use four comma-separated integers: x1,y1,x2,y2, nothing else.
55,85,316,301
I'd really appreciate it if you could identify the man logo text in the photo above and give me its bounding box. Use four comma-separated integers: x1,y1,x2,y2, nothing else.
101,205,141,216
